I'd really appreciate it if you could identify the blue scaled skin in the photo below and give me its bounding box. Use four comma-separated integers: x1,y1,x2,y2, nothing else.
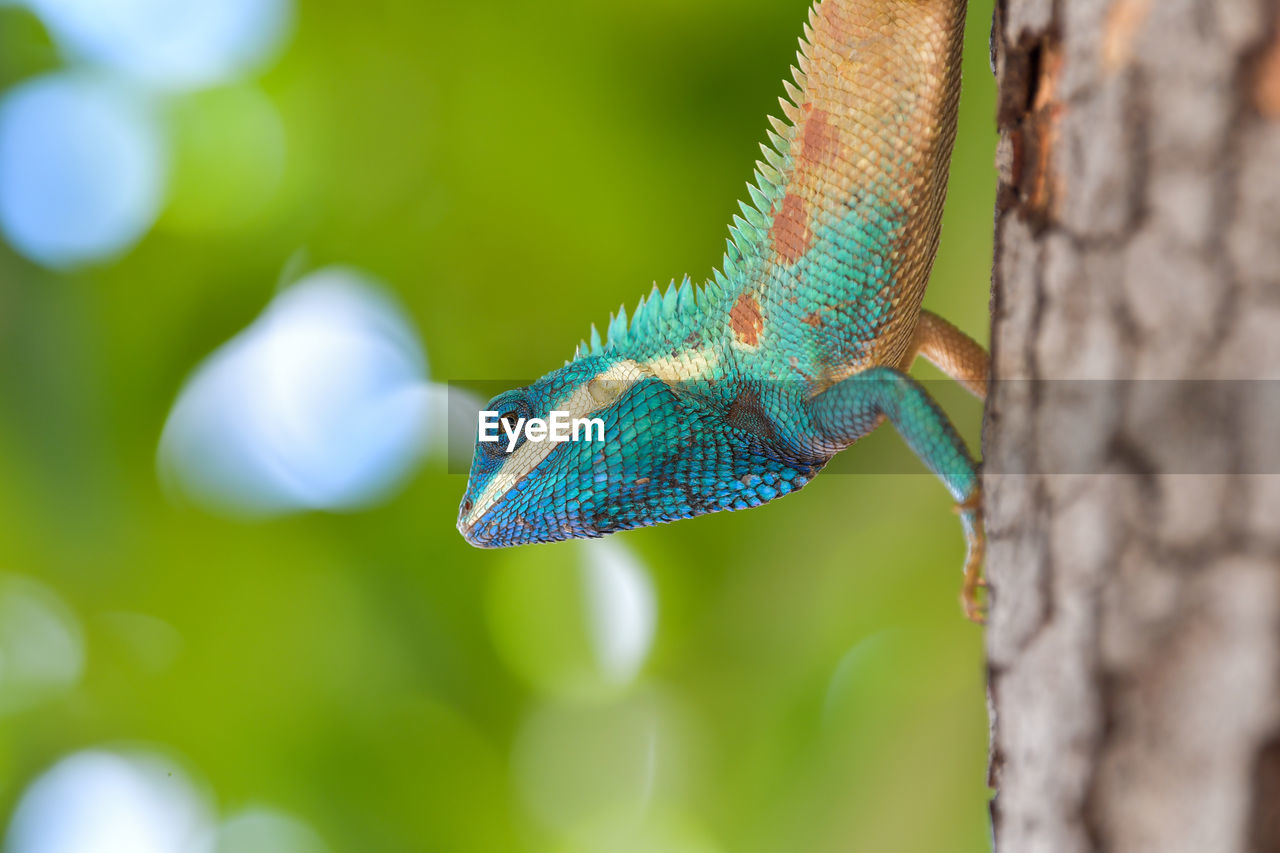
457,0,990,619
460,355,826,546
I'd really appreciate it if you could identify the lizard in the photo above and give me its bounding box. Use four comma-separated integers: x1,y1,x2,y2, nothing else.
456,0,989,621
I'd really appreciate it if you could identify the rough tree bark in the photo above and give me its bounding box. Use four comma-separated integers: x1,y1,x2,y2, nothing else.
984,1,1280,851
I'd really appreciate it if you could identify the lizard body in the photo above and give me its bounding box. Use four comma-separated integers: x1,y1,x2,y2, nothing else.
458,0,988,619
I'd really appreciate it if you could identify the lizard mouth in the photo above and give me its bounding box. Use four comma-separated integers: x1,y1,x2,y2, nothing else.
457,500,509,547
456,513,492,546
456,497,483,544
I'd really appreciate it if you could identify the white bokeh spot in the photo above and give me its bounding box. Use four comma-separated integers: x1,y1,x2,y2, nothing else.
158,267,432,516
25,0,293,91
5,750,213,853
202,807,330,853
0,574,83,715
0,72,166,268
582,539,656,687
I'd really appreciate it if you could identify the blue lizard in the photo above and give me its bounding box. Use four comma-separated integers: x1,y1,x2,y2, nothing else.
457,0,989,620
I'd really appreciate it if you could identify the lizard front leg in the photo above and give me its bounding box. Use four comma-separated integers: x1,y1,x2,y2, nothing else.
808,367,985,622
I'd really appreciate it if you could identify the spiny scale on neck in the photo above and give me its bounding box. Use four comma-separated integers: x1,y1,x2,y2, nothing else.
569,276,698,363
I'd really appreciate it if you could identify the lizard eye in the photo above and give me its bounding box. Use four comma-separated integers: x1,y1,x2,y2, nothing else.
483,391,532,458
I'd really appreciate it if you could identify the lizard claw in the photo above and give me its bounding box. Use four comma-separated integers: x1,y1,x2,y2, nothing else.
961,571,986,624
955,489,986,624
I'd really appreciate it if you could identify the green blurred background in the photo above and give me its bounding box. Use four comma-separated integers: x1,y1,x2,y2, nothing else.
0,0,996,850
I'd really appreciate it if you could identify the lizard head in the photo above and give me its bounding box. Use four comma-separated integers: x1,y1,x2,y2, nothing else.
457,353,822,547
457,353,674,546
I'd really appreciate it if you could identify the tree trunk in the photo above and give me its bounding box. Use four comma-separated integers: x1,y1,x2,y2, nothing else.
984,1,1280,851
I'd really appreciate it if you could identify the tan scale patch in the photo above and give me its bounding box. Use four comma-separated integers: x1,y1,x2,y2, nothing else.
729,293,764,346
769,193,811,263
798,105,839,167
769,106,841,264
